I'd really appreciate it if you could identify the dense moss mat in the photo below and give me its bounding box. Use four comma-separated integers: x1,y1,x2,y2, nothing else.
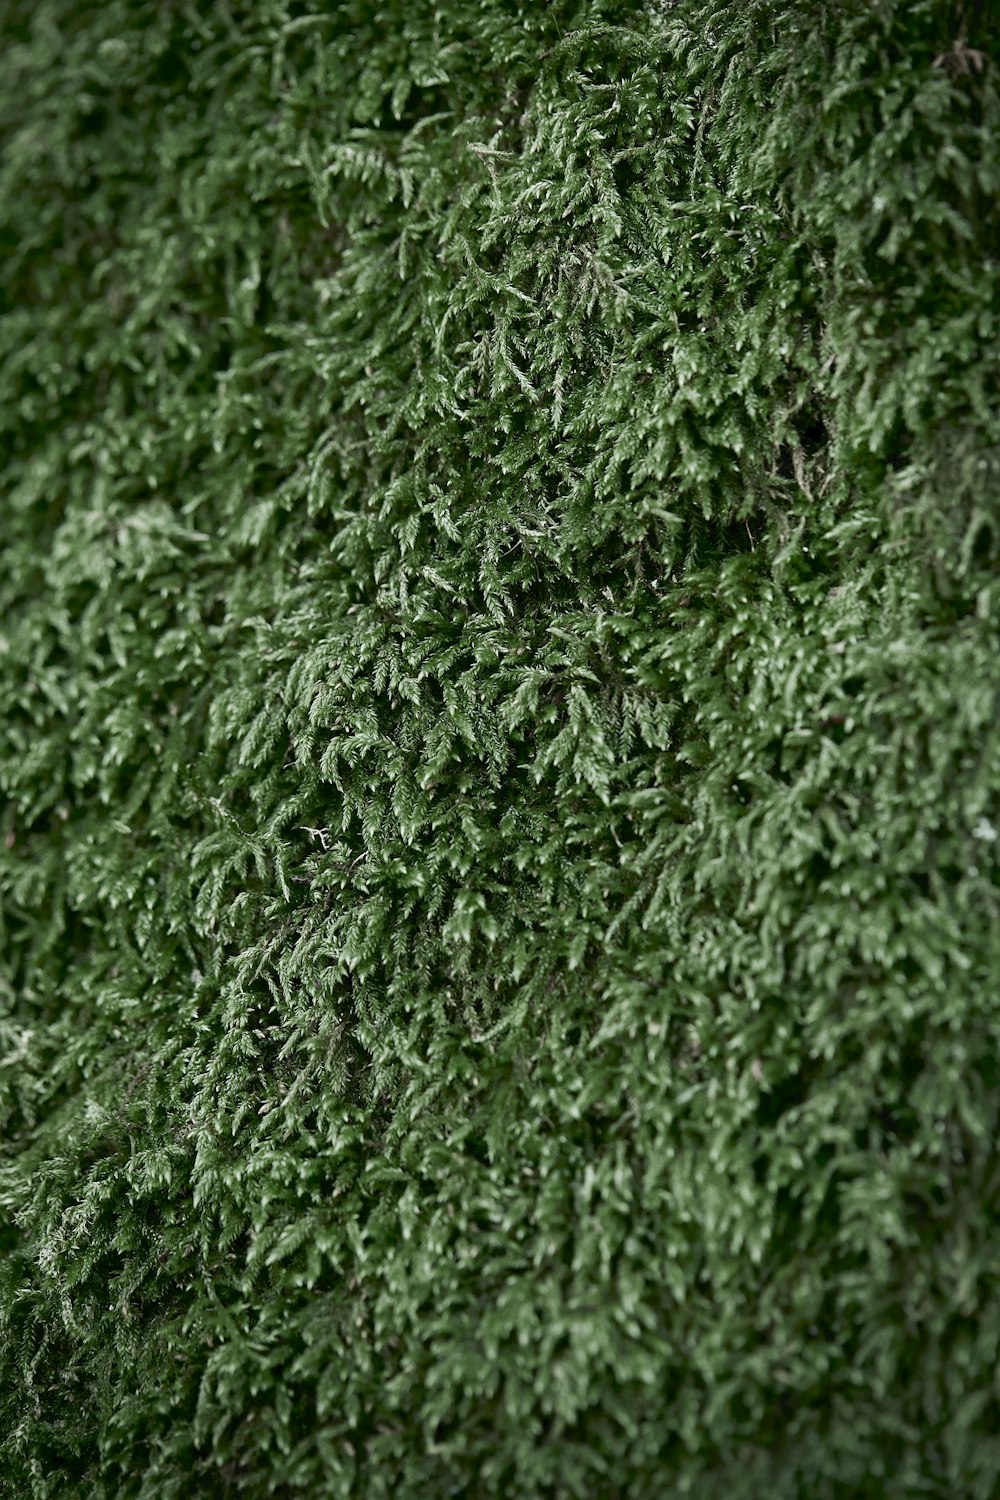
2,1,999,1494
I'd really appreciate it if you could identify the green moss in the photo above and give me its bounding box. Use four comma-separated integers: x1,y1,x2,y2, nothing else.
2,2,999,1495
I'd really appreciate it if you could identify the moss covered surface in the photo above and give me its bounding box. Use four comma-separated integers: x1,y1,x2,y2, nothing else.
2,2,1000,1495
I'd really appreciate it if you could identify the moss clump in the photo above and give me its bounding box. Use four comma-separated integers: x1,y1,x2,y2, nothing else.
2,2,999,1495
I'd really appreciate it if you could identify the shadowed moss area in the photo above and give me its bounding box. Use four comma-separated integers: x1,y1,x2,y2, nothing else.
1,2,999,1495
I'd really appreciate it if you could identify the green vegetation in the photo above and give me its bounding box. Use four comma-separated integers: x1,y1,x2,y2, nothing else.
2,1,999,1494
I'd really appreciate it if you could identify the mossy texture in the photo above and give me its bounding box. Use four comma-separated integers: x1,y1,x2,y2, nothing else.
2,2,1000,1495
